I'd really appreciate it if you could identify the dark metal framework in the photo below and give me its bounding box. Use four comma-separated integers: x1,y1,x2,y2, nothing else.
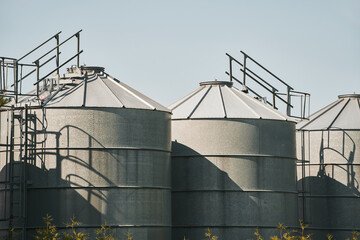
0,30,83,103
0,30,83,240
226,51,310,119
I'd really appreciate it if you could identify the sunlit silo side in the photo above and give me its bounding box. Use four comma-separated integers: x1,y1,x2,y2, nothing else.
169,81,298,240
296,94,360,239
0,66,171,240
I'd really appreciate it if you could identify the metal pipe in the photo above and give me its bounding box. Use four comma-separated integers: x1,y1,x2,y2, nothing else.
239,69,292,107
76,33,80,67
33,30,82,63
0,57,17,61
244,67,279,91
300,95,303,119
1,58,3,90
0,59,2,90
286,86,291,116
55,35,60,75
272,87,276,109
12,54,60,87
41,84,65,107
225,71,276,108
308,96,311,118
9,106,14,229
23,105,28,240
240,50,294,90
5,62,8,91
82,72,87,107
13,60,18,103
242,54,247,87
229,57,232,82
18,31,62,62
225,53,243,66
35,61,39,97
303,95,307,119
33,50,83,86
17,63,36,67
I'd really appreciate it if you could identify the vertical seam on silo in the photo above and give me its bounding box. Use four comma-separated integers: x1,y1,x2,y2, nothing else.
107,77,156,110
218,85,227,118
100,77,125,107
170,86,205,111
300,98,344,130
187,86,212,119
327,98,350,130
227,87,261,118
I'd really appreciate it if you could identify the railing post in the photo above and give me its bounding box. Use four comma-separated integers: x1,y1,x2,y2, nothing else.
0,58,2,91
242,54,247,87
272,87,276,109
13,60,18,103
300,95,303,119
76,33,80,68
229,57,233,82
35,61,39,97
55,34,60,75
23,104,28,240
286,86,291,116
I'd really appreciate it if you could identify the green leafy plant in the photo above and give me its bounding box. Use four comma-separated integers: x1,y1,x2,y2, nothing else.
123,231,134,240
252,227,264,240
296,220,311,240
346,231,360,240
270,223,287,240
0,96,10,107
62,216,89,240
34,214,59,240
95,222,116,240
327,234,334,240
204,228,218,240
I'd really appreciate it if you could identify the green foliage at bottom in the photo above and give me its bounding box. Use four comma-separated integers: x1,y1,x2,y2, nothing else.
4,215,359,240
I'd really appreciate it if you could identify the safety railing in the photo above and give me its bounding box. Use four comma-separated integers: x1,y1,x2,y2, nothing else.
226,51,310,119
0,30,83,103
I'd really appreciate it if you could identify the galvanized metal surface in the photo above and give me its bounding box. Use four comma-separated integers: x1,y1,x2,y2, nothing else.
169,81,293,121
297,94,360,239
170,81,298,240
297,94,360,130
0,67,172,240
10,68,168,112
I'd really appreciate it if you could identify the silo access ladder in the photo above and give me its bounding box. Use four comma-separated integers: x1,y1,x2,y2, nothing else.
0,30,83,240
0,106,37,239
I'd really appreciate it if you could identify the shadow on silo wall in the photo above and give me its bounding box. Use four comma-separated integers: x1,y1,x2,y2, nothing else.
172,142,298,240
0,120,171,240
297,129,360,240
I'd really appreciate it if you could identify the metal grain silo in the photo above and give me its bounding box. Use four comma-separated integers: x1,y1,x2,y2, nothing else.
170,81,298,240
0,66,171,239
297,94,360,239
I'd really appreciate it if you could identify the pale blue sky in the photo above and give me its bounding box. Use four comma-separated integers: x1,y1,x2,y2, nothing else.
1,0,359,115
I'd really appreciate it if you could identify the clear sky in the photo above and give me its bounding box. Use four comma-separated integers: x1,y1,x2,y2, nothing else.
1,0,359,116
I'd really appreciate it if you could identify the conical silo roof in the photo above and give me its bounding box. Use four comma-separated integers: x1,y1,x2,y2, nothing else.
169,81,292,121
9,66,169,112
297,94,360,130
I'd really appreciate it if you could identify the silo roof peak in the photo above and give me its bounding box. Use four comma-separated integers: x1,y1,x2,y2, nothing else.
297,94,360,130
199,81,233,87
338,94,360,99
169,81,292,121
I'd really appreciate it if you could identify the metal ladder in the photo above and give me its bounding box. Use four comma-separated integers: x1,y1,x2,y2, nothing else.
0,105,36,240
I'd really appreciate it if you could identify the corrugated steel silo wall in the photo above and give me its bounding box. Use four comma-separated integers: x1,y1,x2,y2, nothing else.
296,130,360,239
0,107,171,240
172,119,298,240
